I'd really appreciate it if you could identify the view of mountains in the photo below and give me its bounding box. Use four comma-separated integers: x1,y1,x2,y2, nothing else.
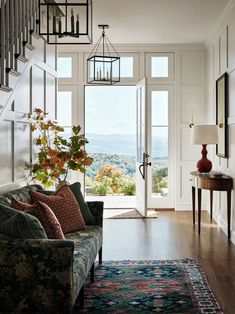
85,133,168,179
86,133,168,157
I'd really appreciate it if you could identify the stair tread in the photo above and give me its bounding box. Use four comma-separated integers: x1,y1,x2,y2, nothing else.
0,85,13,93
31,31,41,40
23,41,35,51
15,54,29,63
6,68,21,77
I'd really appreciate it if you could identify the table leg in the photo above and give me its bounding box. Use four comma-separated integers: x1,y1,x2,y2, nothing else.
227,190,231,240
198,188,201,234
210,190,213,222
192,186,195,225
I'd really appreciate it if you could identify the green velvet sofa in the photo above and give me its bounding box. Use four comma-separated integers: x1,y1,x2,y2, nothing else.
0,184,103,314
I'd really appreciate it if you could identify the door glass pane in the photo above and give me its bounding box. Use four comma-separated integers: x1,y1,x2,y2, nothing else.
151,126,168,197
152,91,168,125
57,91,72,126
151,57,168,77
58,57,72,78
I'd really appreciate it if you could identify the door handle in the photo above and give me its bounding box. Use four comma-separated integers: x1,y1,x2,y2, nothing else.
139,154,152,180
139,164,144,179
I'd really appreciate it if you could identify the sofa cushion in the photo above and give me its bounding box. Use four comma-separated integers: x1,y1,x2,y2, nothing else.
30,185,86,234
69,182,95,225
0,204,47,239
65,225,103,292
11,198,65,239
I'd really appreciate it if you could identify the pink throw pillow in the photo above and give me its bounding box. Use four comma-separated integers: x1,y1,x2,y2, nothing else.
11,198,65,239
30,185,86,234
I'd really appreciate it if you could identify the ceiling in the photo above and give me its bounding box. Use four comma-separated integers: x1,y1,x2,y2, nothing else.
92,0,230,45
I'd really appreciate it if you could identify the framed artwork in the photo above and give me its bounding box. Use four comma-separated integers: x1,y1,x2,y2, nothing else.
216,72,228,158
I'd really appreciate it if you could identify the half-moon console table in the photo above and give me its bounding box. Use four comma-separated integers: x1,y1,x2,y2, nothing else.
190,171,233,240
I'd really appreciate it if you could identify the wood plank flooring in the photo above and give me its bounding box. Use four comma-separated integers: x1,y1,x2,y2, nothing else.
102,210,235,314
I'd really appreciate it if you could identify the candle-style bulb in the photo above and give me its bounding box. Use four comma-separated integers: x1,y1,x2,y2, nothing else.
53,15,56,34
58,16,62,34
76,14,80,37
99,67,102,80
71,9,74,33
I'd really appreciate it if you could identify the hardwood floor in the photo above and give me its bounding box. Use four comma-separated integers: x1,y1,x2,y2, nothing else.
102,210,235,314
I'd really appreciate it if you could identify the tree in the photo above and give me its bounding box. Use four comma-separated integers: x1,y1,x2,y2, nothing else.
95,164,124,193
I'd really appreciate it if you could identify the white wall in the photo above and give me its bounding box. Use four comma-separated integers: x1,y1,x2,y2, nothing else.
0,36,57,193
207,1,235,243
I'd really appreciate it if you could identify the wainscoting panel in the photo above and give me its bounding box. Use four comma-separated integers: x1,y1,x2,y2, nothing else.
213,39,220,80
180,90,204,124
14,122,30,181
229,70,235,117
219,26,228,75
0,121,13,185
15,75,30,114
31,65,45,111
46,73,56,118
180,53,204,87
228,8,235,71
180,128,201,161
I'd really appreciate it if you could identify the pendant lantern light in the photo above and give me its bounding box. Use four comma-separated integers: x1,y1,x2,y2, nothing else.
87,24,120,84
39,0,92,45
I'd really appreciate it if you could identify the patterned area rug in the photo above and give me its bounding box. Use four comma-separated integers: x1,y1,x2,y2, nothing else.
106,209,158,219
73,259,223,313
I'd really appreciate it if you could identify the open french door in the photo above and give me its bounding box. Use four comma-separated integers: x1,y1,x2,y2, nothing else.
135,78,150,216
136,80,175,214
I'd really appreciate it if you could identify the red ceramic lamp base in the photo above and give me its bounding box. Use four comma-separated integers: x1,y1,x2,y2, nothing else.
196,144,212,173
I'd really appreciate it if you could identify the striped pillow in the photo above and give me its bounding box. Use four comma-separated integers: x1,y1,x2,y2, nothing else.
30,184,86,234
11,198,65,239
0,204,47,239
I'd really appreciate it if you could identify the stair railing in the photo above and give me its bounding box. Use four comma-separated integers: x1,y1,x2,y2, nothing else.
0,0,39,93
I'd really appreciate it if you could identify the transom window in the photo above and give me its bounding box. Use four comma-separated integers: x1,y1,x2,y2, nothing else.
58,57,72,78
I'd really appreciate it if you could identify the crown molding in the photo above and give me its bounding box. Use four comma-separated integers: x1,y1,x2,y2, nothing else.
58,43,206,53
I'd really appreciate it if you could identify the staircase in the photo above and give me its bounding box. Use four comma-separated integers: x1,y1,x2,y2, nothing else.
0,0,40,93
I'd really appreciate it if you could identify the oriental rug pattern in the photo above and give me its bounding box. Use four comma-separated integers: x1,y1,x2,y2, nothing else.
73,259,222,313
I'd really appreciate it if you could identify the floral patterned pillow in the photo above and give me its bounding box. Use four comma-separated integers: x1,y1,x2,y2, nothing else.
11,198,65,239
29,185,86,234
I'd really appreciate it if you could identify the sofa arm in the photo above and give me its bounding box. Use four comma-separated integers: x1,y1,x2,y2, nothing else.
0,239,75,314
87,201,104,227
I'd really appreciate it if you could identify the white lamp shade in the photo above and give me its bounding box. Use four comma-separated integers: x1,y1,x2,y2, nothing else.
191,125,218,145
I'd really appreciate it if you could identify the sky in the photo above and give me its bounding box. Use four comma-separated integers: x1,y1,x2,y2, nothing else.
85,86,136,135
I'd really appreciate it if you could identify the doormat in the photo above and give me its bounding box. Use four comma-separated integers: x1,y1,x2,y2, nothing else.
106,209,158,219
72,259,223,313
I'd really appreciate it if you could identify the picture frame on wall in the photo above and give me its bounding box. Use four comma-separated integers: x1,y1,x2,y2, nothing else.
216,72,228,158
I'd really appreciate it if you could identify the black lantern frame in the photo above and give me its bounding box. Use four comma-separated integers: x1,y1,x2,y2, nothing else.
87,25,120,85
38,0,92,45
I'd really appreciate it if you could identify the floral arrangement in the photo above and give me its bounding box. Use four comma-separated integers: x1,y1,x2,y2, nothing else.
28,108,93,188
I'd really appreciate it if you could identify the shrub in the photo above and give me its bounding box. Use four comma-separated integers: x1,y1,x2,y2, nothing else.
121,178,136,195
92,177,112,196
152,166,168,194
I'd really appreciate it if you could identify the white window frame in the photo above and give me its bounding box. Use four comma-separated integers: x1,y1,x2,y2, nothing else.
145,52,175,83
58,53,78,83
